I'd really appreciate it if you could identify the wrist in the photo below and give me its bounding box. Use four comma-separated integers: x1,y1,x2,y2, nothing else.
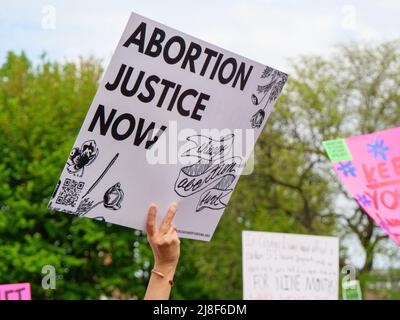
153,262,177,276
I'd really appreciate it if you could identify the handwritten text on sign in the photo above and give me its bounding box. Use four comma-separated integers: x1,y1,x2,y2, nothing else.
324,126,400,245
242,231,339,300
0,283,31,300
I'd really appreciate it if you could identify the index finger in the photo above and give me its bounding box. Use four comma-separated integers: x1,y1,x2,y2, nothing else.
160,202,178,233
146,203,157,236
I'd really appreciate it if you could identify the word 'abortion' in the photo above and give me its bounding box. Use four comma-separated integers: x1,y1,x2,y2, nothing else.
123,22,254,91
87,20,256,150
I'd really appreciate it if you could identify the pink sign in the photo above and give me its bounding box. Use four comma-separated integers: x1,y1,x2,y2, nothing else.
0,283,31,300
323,126,400,245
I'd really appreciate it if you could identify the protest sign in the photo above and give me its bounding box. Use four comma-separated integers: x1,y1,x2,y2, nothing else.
242,231,339,300
323,126,400,245
0,283,31,300
48,12,287,241
342,280,362,300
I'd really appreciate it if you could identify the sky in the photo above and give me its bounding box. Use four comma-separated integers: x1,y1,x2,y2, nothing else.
1,0,400,269
1,0,399,72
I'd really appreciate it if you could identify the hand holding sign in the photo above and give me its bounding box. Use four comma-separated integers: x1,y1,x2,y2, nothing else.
144,202,180,300
147,202,180,273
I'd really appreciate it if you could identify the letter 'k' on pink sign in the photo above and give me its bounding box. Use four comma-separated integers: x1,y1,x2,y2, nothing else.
0,283,31,300
323,126,400,245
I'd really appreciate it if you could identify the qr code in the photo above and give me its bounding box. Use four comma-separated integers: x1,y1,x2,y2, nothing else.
55,178,85,208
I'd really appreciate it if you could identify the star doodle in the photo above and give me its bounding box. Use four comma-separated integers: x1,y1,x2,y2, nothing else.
337,161,356,177
367,138,389,161
355,194,372,207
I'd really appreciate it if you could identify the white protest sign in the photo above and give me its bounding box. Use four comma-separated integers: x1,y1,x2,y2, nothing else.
48,12,287,241
242,231,339,299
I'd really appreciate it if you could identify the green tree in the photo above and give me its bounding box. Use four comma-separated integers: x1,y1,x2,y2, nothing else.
0,52,152,299
0,51,337,300
1,39,399,300
180,40,400,299
275,39,400,296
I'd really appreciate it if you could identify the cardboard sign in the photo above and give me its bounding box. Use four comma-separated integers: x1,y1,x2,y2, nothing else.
323,126,400,245
0,283,31,300
242,231,339,300
48,12,287,241
342,280,362,300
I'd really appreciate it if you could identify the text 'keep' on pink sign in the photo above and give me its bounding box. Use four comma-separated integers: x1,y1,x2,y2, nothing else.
0,283,31,300
323,126,400,245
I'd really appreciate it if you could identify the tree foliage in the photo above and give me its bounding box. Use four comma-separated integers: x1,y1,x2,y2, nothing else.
0,40,399,299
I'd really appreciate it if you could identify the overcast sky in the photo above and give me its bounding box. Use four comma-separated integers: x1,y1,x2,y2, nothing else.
1,0,399,72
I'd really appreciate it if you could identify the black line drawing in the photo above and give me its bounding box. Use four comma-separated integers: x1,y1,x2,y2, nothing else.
103,182,124,210
67,140,99,177
180,134,234,162
93,216,106,222
174,158,241,198
81,153,119,199
250,67,288,128
77,182,124,216
174,134,242,212
51,180,61,200
196,175,235,212
250,109,266,129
